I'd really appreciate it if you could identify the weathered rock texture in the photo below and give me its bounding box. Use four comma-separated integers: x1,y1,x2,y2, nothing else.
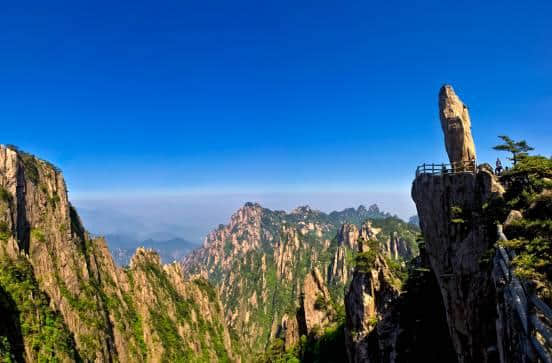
439,85,476,166
344,240,457,363
182,203,419,357
380,232,416,261
344,253,401,363
492,246,532,363
412,167,504,363
300,267,334,333
0,145,234,362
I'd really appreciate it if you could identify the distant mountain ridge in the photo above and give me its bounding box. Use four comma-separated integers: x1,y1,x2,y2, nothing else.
105,234,198,266
105,203,393,267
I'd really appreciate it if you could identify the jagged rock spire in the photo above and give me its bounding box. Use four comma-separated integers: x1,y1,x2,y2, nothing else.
438,85,476,166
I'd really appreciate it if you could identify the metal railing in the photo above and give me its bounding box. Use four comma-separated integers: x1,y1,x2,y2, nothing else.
494,225,552,363
415,160,477,177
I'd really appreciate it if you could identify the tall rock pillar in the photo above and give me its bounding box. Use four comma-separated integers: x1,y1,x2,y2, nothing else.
412,86,505,362
439,85,476,169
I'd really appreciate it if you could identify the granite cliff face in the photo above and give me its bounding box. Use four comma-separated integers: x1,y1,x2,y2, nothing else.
182,203,419,358
343,224,456,363
412,167,503,362
345,252,400,363
0,145,234,362
300,267,334,334
407,85,546,363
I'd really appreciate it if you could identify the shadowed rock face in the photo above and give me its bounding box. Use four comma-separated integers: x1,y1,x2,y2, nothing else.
412,168,503,363
439,85,476,167
344,254,401,363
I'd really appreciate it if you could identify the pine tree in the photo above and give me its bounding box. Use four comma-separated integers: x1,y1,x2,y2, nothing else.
493,135,534,165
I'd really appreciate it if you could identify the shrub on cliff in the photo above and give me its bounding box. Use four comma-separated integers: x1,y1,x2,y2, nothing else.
500,155,552,301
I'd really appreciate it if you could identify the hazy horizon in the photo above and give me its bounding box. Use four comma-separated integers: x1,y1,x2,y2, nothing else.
73,190,416,244
2,1,550,245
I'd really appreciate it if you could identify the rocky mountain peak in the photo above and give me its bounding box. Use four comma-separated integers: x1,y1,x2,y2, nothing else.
234,202,263,219
337,223,360,249
130,247,162,268
291,205,318,215
366,204,380,214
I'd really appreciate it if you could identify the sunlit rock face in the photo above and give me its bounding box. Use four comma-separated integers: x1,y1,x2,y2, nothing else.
439,85,476,167
0,145,235,362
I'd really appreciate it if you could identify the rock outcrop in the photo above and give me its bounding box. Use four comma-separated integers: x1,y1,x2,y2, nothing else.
0,145,234,362
344,253,401,363
278,267,336,349
300,268,334,333
491,243,532,363
412,167,503,363
328,224,360,286
439,85,476,167
381,232,415,261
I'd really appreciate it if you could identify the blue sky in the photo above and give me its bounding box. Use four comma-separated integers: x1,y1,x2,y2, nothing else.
1,1,551,241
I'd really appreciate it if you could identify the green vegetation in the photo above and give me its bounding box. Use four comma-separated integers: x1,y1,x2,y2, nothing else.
313,295,326,311
138,259,230,362
0,335,15,363
0,188,13,243
193,278,218,303
496,153,552,301
493,135,534,166
6,145,61,177
30,228,46,243
149,309,193,362
259,338,300,363
353,238,380,272
260,318,347,363
386,256,408,286
370,216,420,256
0,223,10,242
20,153,40,185
48,193,60,208
0,188,12,204
450,205,466,224
0,256,79,361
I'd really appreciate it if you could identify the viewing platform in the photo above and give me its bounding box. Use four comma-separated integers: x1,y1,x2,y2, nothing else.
415,160,477,177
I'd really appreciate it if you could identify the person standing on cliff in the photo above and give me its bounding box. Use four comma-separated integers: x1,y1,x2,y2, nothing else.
495,158,503,175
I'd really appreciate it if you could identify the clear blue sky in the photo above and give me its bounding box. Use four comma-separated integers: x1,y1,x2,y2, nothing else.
1,1,551,234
